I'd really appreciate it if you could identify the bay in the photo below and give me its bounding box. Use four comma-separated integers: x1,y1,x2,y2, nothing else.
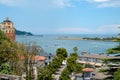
16,34,118,55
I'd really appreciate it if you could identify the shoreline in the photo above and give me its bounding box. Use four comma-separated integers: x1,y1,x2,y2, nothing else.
56,37,115,42
56,37,83,40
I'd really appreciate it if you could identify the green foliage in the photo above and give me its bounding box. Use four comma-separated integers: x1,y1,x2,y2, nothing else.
46,56,64,74
0,33,21,75
0,40,12,63
73,46,78,53
37,68,52,80
113,38,120,42
74,63,82,73
0,63,12,74
59,68,70,80
83,37,118,41
38,48,67,80
67,56,77,73
106,45,120,54
0,30,9,42
84,63,92,68
46,56,63,73
105,35,120,68
56,48,68,60
0,40,23,75
60,52,82,80
67,52,80,73
114,68,120,80
102,59,108,64
99,69,108,73
70,53,78,60
0,30,40,77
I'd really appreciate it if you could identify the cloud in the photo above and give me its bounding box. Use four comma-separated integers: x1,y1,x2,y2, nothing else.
52,0,74,8
96,24,120,33
0,0,25,6
87,0,110,3
56,24,120,34
0,0,74,8
1,0,119,8
86,0,120,8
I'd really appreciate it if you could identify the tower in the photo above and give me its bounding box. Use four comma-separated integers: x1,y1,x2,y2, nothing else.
1,17,15,41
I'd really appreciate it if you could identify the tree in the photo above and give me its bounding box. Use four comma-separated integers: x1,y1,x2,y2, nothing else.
84,63,92,68
74,63,82,73
59,68,70,80
0,40,24,75
20,42,39,80
70,52,78,60
114,68,120,80
0,63,12,74
67,56,77,73
56,48,68,60
0,30,11,64
73,46,78,53
38,48,67,80
0,31,23,75
37,68,52,80
0,30,9,42
9,42,24,75
0,40,12,63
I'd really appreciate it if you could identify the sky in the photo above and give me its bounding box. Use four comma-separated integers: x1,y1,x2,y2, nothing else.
0,0,120,34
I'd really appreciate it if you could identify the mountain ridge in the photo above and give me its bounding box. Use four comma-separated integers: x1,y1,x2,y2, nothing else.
15,29,33,36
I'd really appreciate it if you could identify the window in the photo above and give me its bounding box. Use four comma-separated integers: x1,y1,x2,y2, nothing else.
8,26,10,28
8,23,10,25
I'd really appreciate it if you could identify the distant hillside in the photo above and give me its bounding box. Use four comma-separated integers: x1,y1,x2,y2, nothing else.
15,29,33,36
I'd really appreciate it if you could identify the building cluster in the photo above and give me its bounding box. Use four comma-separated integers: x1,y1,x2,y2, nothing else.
76,51,120,80
0,17,15,41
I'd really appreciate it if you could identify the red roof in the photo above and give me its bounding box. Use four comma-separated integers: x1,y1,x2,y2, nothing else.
19,55,46,61
33,56,46,61
82,68,94,72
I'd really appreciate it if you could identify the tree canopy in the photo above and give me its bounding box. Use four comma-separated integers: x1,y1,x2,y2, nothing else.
114,68,120,80
0,30,9,42
0,63,11,74
56,48,68,60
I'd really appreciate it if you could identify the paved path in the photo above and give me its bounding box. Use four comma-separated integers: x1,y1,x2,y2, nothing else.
52,65,66,80
70,74,75,80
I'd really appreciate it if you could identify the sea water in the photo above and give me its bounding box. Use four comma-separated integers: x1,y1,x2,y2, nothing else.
16,34,118,55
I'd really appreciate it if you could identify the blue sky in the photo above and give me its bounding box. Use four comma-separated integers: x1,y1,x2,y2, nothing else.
0,0,120,34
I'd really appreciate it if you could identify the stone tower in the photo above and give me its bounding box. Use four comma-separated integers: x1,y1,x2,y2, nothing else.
0,17,15,41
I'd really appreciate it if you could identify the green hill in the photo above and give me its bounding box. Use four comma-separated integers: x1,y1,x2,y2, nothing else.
15,29,33,36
